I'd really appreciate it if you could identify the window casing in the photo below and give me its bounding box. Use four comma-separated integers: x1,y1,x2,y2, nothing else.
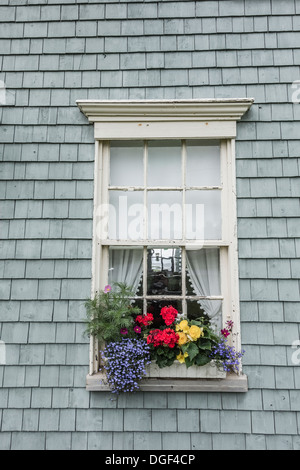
77,99,253,392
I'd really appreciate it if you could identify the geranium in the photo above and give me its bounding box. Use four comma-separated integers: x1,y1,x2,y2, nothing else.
161,328,179,348
147,328,179,349
136,313,154,327
160,306,178,326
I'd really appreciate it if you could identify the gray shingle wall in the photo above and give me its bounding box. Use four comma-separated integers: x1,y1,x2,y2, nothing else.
1,0,300,450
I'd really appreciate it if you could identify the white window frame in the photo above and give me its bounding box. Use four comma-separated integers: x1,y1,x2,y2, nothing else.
77,99,253,392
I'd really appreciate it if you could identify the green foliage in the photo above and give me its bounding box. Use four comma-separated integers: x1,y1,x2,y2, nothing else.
177,316,221,368
149,343,179,368
84,283,141,344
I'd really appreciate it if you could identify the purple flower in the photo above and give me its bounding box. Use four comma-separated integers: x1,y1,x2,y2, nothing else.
102,338,151,394
134,325,141,334
120,328,128,335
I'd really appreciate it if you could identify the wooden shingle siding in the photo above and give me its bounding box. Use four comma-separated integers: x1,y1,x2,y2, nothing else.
0,0,300,450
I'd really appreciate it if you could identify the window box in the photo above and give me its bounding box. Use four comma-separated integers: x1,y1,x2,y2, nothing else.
146,360,226,379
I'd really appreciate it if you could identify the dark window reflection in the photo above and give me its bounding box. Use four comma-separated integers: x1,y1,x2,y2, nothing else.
186,300,208,322
147,248,182,296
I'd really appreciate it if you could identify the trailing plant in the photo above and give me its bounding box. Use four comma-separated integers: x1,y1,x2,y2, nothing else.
84,283,141,344
102,338,151,394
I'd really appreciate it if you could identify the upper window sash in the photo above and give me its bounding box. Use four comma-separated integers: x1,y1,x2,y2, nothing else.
77,99,253,249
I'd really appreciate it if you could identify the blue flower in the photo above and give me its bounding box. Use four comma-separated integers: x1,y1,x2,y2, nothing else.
102,338,151,394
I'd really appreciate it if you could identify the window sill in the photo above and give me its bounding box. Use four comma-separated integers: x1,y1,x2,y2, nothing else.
86,372,248,393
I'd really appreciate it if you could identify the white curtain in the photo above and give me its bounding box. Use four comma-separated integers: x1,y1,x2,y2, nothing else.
186,248,222,328
109,249,143,294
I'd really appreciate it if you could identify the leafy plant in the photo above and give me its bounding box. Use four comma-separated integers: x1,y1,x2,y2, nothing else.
84,283,141,344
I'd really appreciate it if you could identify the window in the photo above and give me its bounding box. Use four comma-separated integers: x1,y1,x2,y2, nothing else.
77,99,253,392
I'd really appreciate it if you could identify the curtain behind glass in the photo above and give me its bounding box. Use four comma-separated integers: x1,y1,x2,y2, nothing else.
108,248,143,295
186,249,222,326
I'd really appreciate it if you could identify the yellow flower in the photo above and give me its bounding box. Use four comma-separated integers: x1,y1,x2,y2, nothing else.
176,352,189,363
178,320,189,333
189,325,203,341
177,332,188,345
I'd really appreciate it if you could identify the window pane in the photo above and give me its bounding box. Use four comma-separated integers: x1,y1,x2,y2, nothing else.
186,248,221,296
147,141,182,187
147,247,182,296
108,247,143,295
109,190,144,240
148,190,182,239
187,299,222,330
185,190,221,240
110,141,144,187
186,140,220,187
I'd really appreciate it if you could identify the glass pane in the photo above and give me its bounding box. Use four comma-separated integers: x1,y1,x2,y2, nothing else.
186,248,221,296
131,298,143,315
147,190,182,239
147,299,182,328
185,190,221,240
110,141,144,187
187,299,222,331
109,190,144,240
108,247,143,295
147,247,182,296
186,140,221,187
147,141,182,187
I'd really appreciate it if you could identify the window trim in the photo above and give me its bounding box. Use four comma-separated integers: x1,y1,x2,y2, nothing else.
77,99,253,392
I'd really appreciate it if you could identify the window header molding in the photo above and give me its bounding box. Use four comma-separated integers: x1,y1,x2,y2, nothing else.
77,98,254,140
77,98,254,122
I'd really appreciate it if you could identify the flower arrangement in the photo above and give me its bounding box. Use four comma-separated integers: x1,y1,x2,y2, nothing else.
84,284,245,394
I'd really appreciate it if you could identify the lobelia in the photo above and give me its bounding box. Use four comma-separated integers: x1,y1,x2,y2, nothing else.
102,338,151,394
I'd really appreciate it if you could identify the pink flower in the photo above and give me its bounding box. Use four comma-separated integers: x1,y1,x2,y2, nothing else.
104,285,111,293
221,328,230,338
134,325,141,334
120,328,128,335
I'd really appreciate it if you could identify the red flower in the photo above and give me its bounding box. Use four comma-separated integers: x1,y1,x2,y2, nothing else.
160,306,178,326
136,313,154,327
147,328,179,349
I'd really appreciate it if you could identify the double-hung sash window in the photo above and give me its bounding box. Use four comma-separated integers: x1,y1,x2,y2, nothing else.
77,99,253,391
